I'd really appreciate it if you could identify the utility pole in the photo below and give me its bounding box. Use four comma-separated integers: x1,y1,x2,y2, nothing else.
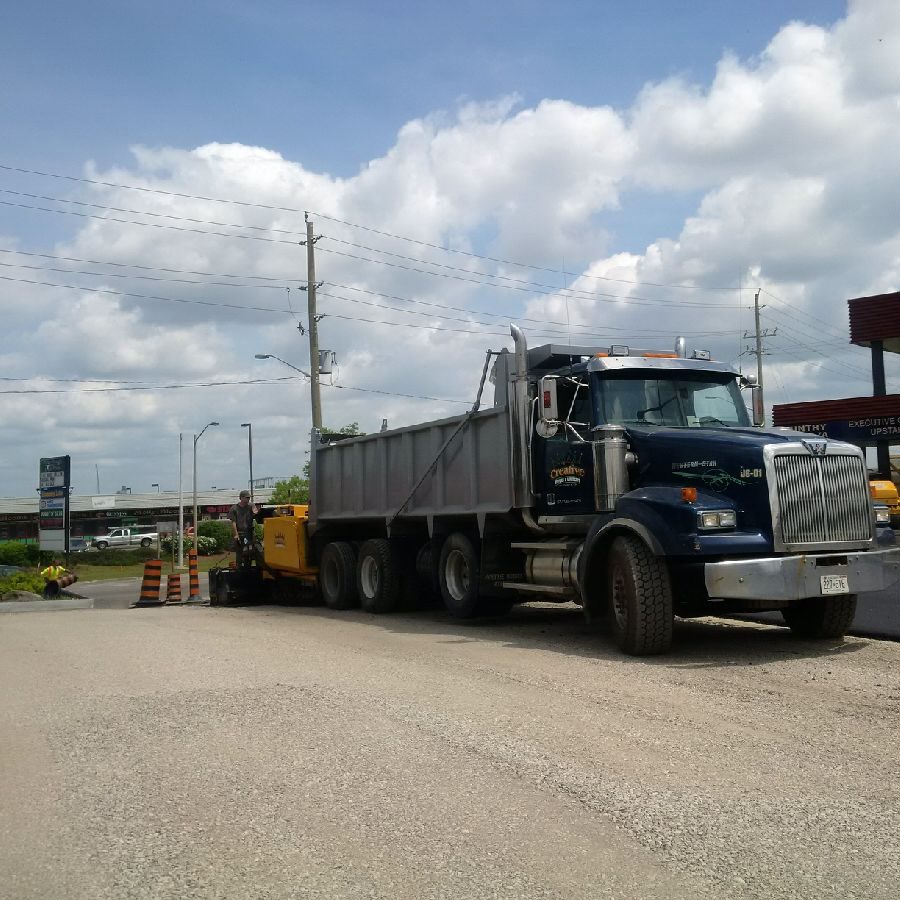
743,289,777,426
305,215,323,430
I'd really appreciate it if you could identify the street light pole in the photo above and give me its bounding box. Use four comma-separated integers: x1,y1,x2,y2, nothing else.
192,421,219,543
178,433,184,568
241,423,254,504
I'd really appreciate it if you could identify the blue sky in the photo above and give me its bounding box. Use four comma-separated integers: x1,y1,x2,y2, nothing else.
2,0,898,496
2,1,845,176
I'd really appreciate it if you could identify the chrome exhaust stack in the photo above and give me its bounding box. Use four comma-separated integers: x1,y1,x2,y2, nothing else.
510,324,535,509
592,424,630,512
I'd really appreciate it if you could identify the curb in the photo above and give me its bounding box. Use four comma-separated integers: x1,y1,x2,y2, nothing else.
0,597,94,613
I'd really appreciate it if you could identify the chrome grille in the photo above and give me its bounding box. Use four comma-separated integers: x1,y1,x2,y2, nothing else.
772,453,871,547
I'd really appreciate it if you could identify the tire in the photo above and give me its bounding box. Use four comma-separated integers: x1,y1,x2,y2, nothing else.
319,542,359,610
781,595,857,639
606,535,673,656
438,532,481,618
356,539,402,614
140,538,152,548
95,541,108,550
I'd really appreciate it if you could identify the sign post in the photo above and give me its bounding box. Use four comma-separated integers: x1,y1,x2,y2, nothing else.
39,455,71,563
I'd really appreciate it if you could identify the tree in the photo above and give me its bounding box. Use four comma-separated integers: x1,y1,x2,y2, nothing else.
302,422,365,478
271,475,310,504
275,424,364,500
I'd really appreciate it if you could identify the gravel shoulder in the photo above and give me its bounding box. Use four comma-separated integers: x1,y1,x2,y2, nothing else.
1,602,897,899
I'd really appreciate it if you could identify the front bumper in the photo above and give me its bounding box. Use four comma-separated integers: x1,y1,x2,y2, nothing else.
704,548,900,602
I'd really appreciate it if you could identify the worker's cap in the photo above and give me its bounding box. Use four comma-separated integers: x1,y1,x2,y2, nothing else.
239,490,251,498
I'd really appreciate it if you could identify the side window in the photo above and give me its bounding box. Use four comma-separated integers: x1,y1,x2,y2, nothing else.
554,377,592,440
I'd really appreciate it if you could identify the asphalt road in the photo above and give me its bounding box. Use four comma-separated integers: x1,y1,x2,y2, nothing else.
76,574,900,640
2,598,900,899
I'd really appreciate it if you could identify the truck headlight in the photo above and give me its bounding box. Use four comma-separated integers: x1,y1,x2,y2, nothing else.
698,510,737,530
874,506,891,526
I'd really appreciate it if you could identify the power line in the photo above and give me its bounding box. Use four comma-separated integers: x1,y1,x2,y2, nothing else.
758,287,853,339
1,372,470,405
0,271,557,341
0,258,293,292
0,247,736,336
0,273,296,315
320,236,740,308
0,188,308,238
318,287,738,341
0,247,298,285
313,214,742,292
0,162,741,294
317,244,739,308
325,383,469,404
0,199,301,247
1,194,737,309
0,162,310,215
0,376,298,394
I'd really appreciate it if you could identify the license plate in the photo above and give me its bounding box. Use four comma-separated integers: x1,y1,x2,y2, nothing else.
820,574,849,595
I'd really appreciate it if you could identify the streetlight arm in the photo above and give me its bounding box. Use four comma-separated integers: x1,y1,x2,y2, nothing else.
195,421,220,445
255,354,310,378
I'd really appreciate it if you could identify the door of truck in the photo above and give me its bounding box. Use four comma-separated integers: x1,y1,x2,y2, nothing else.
533,375,595,516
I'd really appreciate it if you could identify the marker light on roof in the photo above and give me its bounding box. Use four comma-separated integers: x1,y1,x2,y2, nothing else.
609,345,630,356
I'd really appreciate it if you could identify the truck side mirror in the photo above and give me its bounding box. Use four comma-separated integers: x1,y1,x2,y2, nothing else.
535,376,561,438
750,385,764,427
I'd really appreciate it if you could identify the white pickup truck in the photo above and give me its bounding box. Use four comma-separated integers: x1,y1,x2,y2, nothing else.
92,526,158,550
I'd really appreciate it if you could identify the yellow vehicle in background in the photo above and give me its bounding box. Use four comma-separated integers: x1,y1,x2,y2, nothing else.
209,505,319,606
870,479,900,529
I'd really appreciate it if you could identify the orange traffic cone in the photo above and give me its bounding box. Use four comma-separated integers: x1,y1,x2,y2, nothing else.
132,559,164,607
165,573,183,604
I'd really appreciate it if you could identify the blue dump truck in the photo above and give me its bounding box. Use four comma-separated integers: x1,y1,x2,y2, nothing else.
221,325,900,656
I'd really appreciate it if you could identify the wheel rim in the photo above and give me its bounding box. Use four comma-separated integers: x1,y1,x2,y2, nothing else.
611,565,628,629
445,549,469,601
360,556,380,599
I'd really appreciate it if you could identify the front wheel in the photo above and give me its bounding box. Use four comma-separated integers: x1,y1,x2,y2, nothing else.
606,535,673,655
95,541,108,551
781,595,857,638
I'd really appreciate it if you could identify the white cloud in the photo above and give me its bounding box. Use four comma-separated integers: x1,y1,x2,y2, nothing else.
3,1,900,495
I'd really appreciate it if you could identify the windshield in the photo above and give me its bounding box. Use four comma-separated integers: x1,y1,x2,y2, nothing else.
596,372,750,428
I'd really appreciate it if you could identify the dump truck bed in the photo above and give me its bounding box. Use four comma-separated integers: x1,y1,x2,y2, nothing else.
308,405,518,533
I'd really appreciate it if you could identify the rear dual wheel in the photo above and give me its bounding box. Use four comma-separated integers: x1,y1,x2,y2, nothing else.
320,542,359,610
357,539,403,614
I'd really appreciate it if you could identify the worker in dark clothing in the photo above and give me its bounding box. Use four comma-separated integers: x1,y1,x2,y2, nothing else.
229,490,259,567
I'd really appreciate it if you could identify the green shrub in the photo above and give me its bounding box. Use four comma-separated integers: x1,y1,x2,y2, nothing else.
81,547,158,566
196,536,218,555
0,543,30,566
159,535,218,555
161,536,192,554
198,520,232,552
0,571,46,596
